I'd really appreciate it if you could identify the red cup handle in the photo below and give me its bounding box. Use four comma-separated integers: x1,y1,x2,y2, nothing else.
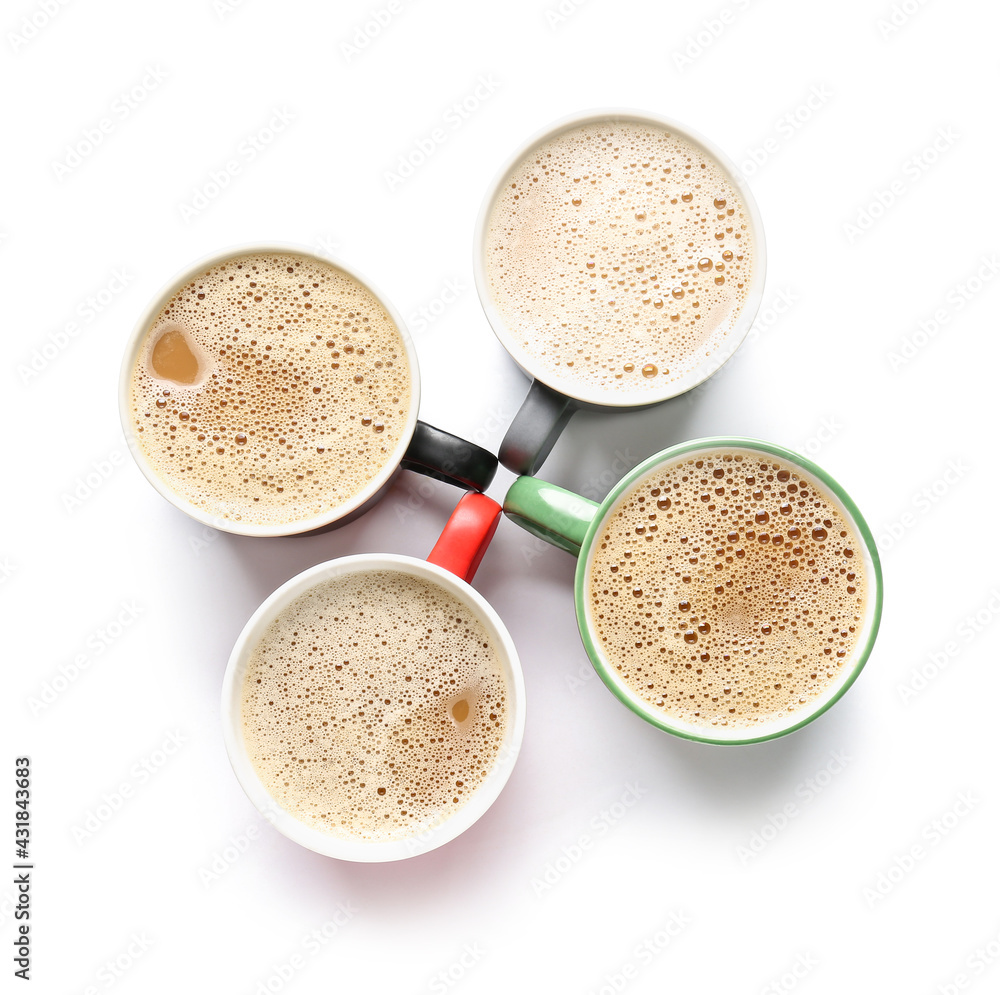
427,492,501,583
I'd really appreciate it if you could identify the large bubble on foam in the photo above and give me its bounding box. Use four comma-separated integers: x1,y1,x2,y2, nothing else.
149,327,207,386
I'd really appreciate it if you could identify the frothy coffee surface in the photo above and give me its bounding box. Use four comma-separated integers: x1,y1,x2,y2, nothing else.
241,569,508,841
588,449,867,731
484,119,754,398
128,251,412,527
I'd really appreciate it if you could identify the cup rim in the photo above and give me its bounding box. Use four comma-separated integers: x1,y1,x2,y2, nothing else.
221,552,526,861
118,241,422,537
573,437,883,746
472,107,768,409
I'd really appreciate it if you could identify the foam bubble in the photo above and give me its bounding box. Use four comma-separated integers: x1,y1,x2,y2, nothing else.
128,252,413,527
484,120,754,396
240,569,508,841
588,450,867,729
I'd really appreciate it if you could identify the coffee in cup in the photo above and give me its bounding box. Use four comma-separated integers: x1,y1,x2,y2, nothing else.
474,110,766,475
121,244,497,537
241,565,510,841
586,447,866,732
127,249,412,529
222,492,525,860
482,116,756,399
503,439,882,744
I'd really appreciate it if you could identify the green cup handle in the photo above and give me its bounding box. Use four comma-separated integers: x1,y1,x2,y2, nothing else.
503,476,599,557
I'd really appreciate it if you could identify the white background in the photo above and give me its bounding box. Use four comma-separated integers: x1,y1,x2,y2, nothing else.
4,0,999,991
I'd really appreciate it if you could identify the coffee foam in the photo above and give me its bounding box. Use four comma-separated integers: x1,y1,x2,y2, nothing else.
128,251,412,527
240,569,508,841
484,119,754,398
587,449,866,731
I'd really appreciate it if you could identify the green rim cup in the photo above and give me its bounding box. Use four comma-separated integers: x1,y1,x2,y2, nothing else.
503,437,883,745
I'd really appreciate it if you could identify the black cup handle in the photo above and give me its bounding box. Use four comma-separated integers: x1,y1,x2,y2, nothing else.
498,379,577,476
400,421,497,492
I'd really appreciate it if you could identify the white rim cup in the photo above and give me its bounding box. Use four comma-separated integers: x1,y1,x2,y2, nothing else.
221,554,526,861
118,243,422,537
473,108,768,408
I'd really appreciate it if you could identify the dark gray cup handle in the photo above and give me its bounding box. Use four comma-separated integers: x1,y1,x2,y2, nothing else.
400,422,497,492
498,380,577,476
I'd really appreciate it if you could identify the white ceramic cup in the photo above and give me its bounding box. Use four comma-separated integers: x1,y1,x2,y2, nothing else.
472,108,768,474
119,242,497,537
221,494,525,861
